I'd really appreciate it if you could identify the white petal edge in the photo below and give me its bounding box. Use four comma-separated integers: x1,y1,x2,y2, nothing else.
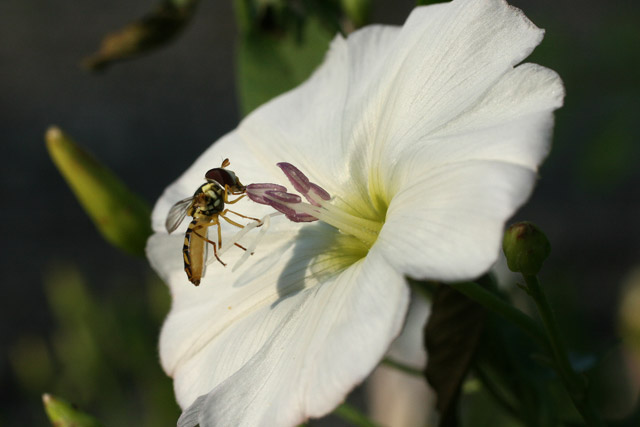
236,24,401,213
387,63,564,192
150,218,306,377
237,0,549,218
378,160,536,281
170,246,410,426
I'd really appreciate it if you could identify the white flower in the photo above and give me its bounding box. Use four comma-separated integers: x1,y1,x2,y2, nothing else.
146,0,564,425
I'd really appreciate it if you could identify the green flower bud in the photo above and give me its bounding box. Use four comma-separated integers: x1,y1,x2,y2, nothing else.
502,221,551,276
42,394,103,427
45,127,152,256
83,0,199,71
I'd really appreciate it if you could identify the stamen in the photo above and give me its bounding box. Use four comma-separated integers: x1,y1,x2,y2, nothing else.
212,213,277,265
247,185,318,222
277,163,311,194
278,163,330,207
246,164,382,247
232,213,276,271
245,183,287,204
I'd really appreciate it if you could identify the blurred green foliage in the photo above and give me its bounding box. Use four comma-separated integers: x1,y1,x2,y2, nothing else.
10,0,638,425
43,394,104,427
84,0,200,71
234,0,348,116
9,263,179,426
577,109,638,191
46,127,152,257
236,17,334,116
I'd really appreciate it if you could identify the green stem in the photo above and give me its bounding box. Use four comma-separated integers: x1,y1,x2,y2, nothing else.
333,402,379,427
523,275,603,427
449,282,547,350
381,357,423,377
472,364,520,421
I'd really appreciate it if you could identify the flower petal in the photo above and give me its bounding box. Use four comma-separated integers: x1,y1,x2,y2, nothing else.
154,0,552,230
384,63,563,199
374,64,563,281
378,160,536,281
371,0,545,147
236,24,401,212
239,0,547,214
150,220,410,426
149,219,303,375
423,63,564,170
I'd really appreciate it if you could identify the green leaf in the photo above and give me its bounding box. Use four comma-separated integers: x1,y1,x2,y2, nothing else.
333,402,380,427
236,17,334,116
83,0,199,71
424,284,486,426
340,0,372,28
45,126,152,256
42,394,104,427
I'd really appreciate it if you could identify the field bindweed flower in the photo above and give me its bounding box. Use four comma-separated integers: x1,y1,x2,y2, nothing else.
146,0,564,425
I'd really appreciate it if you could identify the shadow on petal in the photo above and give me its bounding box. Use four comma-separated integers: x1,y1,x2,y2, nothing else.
273,222,370,304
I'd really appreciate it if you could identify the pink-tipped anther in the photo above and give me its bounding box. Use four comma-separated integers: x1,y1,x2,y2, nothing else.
246,183,287,205
277,163,310,194
277,163,331,207
246,183,319,223
246,164,333,223
246,163,380,244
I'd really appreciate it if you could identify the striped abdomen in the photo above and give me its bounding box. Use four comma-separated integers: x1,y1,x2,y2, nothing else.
183,219,207,286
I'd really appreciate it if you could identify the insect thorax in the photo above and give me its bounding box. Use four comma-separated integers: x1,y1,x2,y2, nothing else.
189,182,224,217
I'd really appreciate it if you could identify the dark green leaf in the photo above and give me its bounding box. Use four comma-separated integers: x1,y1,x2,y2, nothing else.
236,17,333,116
424,284,486,426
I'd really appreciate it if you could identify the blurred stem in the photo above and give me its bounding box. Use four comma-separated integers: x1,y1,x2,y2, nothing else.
449,282,547,349
523,275,604,427
334,402,379,427
473,364,520,421
381,357,423,377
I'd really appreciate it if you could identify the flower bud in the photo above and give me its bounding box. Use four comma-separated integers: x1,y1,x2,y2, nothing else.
42,393,103,427
502,221,551,276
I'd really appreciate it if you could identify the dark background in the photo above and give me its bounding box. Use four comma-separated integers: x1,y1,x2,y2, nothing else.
1,0,639,425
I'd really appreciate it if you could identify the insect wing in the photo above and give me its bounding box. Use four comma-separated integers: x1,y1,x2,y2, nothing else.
165,197,193,233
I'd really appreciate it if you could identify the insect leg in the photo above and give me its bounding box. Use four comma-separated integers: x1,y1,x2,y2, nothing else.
193,220,226,266
219,213,245,229
221,209,263,226
223,185,246,204
196,220,248,253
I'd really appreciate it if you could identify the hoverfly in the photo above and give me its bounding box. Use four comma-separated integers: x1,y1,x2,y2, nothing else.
165,158,260,286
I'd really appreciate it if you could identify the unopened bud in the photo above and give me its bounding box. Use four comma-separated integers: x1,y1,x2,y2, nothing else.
502,221,551,276
42,393,103,427
83,0,199,71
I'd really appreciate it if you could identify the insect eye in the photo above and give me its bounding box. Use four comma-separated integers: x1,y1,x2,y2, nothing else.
205,168,237,187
